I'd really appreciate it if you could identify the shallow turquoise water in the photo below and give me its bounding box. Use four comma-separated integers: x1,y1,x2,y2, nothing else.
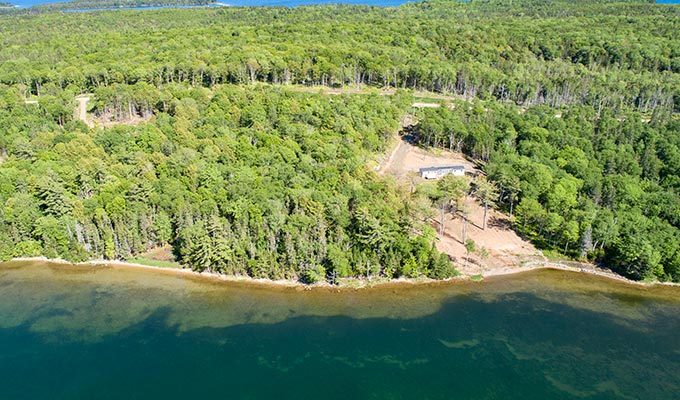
1,262,679,399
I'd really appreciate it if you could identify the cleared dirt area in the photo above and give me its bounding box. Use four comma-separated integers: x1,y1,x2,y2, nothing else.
433,196,545,276
75,95,152,128
379,135,475,179
283,85,396,96
411,102,441,108
75,95,94,128
379,135,545,277
96,112,152,127
138,245,176,262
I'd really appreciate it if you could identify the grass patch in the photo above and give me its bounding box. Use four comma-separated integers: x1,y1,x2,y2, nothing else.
413,96,445,104
470,274,484,282
126,257,182,269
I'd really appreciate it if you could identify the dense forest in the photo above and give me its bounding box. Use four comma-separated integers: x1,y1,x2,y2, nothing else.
1,0,679,112
415,100,680,281
0,84,456,282
1,0,679,282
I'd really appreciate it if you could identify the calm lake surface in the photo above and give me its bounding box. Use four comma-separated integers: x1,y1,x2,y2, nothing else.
1,261,680,399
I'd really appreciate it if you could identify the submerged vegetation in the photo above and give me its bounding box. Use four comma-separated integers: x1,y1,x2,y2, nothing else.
0,0,679,282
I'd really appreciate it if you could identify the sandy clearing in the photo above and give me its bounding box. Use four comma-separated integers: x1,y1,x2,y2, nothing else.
378,137,408,176
378,135,544,277
379,136,475,180
433,196,545,277
412,102,441,108
401,145,475,173
75,95,94,128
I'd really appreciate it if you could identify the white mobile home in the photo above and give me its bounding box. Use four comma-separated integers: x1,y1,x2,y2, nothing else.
419,165,466,179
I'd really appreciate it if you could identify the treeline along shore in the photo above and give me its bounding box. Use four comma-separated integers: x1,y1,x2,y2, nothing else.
1,0,680,284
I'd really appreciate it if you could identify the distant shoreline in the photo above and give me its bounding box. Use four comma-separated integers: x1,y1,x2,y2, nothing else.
6,256,679,289
5,1,226,12
60,2,227,11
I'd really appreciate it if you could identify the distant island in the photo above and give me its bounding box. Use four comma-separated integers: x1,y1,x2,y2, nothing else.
31,0,217,11
22,0,220,13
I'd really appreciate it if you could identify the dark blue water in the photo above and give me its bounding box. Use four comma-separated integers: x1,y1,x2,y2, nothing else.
1,262,680,399
6,297,678,399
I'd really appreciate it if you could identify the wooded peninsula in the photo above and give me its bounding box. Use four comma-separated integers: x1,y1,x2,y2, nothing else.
29,0,216,12
0,0,679,283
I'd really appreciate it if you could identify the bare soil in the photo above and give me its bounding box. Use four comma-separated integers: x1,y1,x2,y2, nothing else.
75,95,94,128
433,196,545,276
138,245,176,262
379,136,545,277
379,136,475,179
96,111,152,127
73,94,152,128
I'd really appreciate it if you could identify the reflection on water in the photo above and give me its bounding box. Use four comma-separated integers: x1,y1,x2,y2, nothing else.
1,261,679,399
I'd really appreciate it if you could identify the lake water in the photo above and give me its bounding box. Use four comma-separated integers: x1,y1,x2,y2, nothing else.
1,261,680,399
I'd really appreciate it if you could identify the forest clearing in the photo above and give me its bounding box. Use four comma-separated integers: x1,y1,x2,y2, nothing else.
378,133,544,277
74,95,92,127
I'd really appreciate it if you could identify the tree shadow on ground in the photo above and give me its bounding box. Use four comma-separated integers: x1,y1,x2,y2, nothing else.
488,216,512,230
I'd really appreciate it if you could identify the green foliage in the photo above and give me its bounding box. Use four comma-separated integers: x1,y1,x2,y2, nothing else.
1,0,679,283
32,0,214,12
414,95,680,282
465,239,476,255
299,264,326,284
430,252,457,280
13,240,42,257
0,84,454,283
0,1,679,113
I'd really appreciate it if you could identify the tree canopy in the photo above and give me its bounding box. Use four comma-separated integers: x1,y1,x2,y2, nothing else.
0,83,456,281
414,97,680,281
0,0,679,113
1,0,679,282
